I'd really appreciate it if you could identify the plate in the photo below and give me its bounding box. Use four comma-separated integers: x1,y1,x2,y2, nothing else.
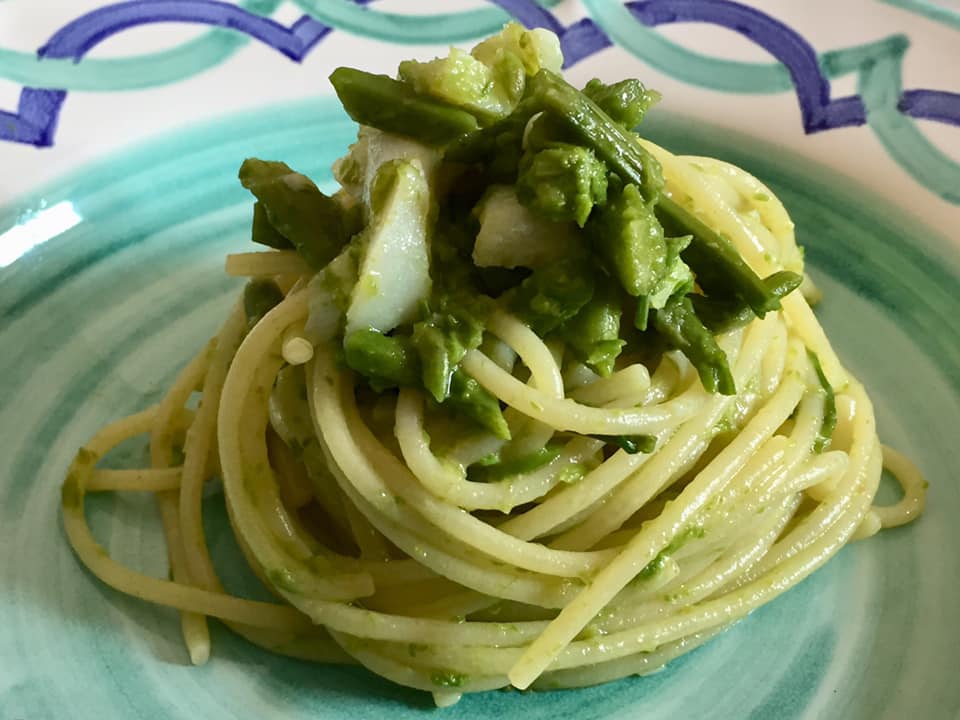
1,2,958,718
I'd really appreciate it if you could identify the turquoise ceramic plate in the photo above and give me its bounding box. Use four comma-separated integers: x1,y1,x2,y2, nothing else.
1,2,958,718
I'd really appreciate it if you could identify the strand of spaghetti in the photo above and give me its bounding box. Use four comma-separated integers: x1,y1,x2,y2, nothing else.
239,354,325,560
497,437,662,541
282,320,315,365
487,311,564,396
535,626,727,689
298,596,550,647
217,290,375,601
642,352,690,405
300,451,361,549
179,301,246,591
680,156,794,270
225,250,310,277
686,149,842,387
331,631,509,694
686,156,803,273
873,445,927,527
461,351,701,435
267,431,314,509
591,434,792,559
488,312,566,459
500,362,696,540
508,370,806,688
726,382,880,590
323,556,439,587
319,354,622,578
149,341,214,665
548,316,782,550
61,497,314,628
492,492,865,676
805,393,859,502
402,589,494,620
60,433,315,630
850,510,882,541
247,627,357,665
717,392,825,511
390,495,851,678
342,492,395,560
155,496,212,664
757,450,848,509
361,577,466,614
86,467,182,492
758,319,789,397
569,364,652,407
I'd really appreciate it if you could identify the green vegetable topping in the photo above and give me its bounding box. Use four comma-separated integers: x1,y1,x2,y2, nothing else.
561,282,625,377
511,258,595,336
411,222,496,402
343,328,421,391
468,444,561,482
240,28,816,420
470,22,563,77
516,143,608,227
807,349,837,453
526,69,664,202
413,297,490,403
243,279,284,331
591,434,657,454
399,22,561,125
582,77,660,130
251,201,290,250
329,67,479,145
587,184,667,297
652,293,736,395
445,368,510,440
656,196,781,317
691,270,802,334
399,47,526,124
239,159,356,270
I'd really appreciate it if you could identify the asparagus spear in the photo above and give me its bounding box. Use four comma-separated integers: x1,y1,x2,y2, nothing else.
329,67,479,145
657,196,784,316
807,350,837,453
239,159,354,270
243,279,285,331
691,270,803,334
652,293,737,395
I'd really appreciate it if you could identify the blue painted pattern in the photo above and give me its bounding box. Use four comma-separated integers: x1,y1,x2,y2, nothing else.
1,0,959,202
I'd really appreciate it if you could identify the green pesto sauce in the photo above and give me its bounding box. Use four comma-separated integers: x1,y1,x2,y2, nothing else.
267,567,301,594
408,643,429,657
637,525,706,580
60,472,83,511
431,670,469,688
61,446,98,511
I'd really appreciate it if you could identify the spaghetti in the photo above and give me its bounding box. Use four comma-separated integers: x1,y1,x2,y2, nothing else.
60,24,925,707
